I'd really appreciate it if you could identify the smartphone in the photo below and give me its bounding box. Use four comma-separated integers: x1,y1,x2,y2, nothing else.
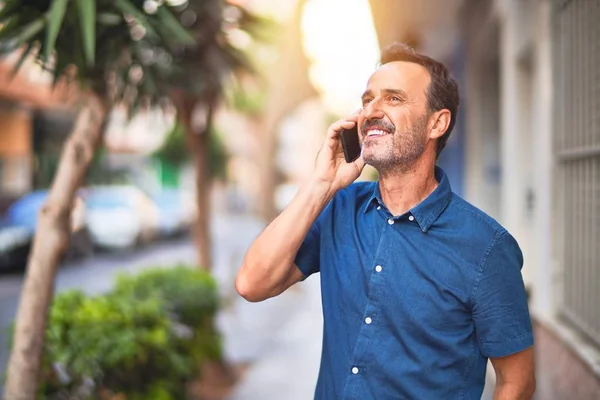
340,125,361,163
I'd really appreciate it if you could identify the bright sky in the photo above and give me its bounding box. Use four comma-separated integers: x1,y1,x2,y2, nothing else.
301,0,380,116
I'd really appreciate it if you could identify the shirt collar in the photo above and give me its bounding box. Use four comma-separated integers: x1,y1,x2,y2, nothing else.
363,166,452,233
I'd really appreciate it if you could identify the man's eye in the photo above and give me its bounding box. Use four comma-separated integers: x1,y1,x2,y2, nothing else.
362,98,372,106
390,96,401,102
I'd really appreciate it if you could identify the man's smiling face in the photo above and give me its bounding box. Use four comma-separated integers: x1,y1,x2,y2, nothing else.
358,61,433,173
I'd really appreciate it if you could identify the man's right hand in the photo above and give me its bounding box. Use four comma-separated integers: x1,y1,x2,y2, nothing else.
236,114,367,303
312,114,366,196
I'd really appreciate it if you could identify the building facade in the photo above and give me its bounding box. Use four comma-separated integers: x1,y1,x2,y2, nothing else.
371,0,600,397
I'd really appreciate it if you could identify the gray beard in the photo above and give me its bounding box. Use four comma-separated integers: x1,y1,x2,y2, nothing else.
363,116,428,175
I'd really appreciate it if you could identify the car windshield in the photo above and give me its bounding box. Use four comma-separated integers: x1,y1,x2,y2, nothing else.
85,189,134,209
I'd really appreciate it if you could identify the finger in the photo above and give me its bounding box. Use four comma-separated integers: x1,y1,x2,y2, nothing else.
327,119,357,139
354,156,366,171
350,156,366,178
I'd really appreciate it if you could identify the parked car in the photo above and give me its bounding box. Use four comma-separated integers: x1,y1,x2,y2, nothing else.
83,185,159,250
3,190,93,264
150,188,194,238
0,221,32,270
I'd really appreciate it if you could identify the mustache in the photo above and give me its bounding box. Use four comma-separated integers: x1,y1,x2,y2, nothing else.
361,119,396,134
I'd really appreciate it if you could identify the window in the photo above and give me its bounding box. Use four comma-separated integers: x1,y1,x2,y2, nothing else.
553,0,600,346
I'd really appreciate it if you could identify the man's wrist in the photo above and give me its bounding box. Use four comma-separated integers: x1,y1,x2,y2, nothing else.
303,176,337,206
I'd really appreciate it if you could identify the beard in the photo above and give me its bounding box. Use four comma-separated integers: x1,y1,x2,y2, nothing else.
361,114,429,174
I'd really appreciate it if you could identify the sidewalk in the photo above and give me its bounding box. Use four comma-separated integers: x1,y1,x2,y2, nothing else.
221,277,322,400
209,213,323,399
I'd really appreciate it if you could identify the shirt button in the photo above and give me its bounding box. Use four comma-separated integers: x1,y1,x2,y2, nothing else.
375,265,382,272
387,218,394,225
352,367,359,374
365,317,372,324
408,215,415,221
376,205,381,210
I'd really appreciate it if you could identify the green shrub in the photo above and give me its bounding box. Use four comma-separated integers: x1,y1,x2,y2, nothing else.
35,265,221,400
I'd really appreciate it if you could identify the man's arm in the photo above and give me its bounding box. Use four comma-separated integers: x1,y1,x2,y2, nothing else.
235,179,333,302
490,347,535,400
471,231,535,399
235,115,365,302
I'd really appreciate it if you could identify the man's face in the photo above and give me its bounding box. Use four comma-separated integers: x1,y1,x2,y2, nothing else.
358,61,432,173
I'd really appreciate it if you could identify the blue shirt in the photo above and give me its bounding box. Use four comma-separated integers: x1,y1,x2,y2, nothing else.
295,167,534,400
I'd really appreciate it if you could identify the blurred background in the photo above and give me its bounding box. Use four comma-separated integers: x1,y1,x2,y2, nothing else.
0,0,598,399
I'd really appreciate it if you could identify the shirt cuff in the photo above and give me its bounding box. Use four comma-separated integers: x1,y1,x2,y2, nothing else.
481,332,534,358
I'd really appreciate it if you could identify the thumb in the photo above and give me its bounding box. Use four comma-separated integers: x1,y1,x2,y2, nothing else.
353,157,366,175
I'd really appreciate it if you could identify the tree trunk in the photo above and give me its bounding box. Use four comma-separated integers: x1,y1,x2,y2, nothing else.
3,95,105,400
255,0,316,222
180,98,212,270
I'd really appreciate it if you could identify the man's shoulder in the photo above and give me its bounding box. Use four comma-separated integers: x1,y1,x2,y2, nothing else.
446,193,508,237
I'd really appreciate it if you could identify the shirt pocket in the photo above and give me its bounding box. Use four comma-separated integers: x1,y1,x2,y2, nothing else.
401,273,472,333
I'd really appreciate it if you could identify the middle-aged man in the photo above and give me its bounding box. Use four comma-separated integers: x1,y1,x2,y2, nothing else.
235,42,536,399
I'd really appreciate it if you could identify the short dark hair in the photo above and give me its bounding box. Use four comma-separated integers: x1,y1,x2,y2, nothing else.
379,42,459,158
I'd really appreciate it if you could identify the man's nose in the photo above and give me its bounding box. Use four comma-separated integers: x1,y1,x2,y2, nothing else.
362,99,385,120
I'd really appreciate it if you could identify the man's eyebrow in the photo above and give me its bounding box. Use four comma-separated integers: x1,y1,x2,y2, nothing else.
361,88,409,100
382,88,409,100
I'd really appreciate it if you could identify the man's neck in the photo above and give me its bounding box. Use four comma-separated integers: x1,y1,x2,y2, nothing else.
378,160,439,217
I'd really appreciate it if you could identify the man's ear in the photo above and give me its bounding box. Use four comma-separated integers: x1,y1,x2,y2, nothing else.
429,109,451,140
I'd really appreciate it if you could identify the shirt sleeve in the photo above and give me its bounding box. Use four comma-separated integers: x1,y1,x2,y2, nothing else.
294,198,333,279
472,230,534,358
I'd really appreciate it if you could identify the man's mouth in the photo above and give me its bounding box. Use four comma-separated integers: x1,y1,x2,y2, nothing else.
365,128,392,138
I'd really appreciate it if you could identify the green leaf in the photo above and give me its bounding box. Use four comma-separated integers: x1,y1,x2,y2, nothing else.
114,0,159,39
0,16,22,45
10,42,35,78
51,56,69,87
156,6,195,46
44,0,70,63
17,17,46,45
76,0,95,65
98,12,122,25
0,1,22,22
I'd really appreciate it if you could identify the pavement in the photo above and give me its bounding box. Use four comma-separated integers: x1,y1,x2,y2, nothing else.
222,275,323,400
209,213,323,399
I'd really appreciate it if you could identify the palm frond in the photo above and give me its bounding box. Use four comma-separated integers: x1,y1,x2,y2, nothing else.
44,0,69,62
0,0,265,115
76,0,95,65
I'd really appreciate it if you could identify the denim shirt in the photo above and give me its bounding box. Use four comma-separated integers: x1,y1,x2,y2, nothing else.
295,167,533,400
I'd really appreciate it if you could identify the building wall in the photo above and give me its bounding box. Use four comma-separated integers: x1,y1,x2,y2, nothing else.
0,105,32,197
461,0,600,396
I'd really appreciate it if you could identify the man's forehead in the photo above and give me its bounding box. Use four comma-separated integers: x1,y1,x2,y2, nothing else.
365,61,430,95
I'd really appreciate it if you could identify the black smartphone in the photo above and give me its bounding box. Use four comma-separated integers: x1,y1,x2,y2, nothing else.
340,125,361,163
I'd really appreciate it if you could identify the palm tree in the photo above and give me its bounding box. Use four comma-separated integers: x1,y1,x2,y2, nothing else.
0,1,197,397
165,0,267,269
227,0,316,222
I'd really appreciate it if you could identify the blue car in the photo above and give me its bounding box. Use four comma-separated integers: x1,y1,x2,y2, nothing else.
0,219,32,270
2,190,92,268
5,190,49,234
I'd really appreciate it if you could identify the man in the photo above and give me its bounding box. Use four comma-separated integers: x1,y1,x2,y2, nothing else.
236,43,535,399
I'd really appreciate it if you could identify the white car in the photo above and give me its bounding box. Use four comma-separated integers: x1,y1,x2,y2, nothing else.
83,186,159,250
